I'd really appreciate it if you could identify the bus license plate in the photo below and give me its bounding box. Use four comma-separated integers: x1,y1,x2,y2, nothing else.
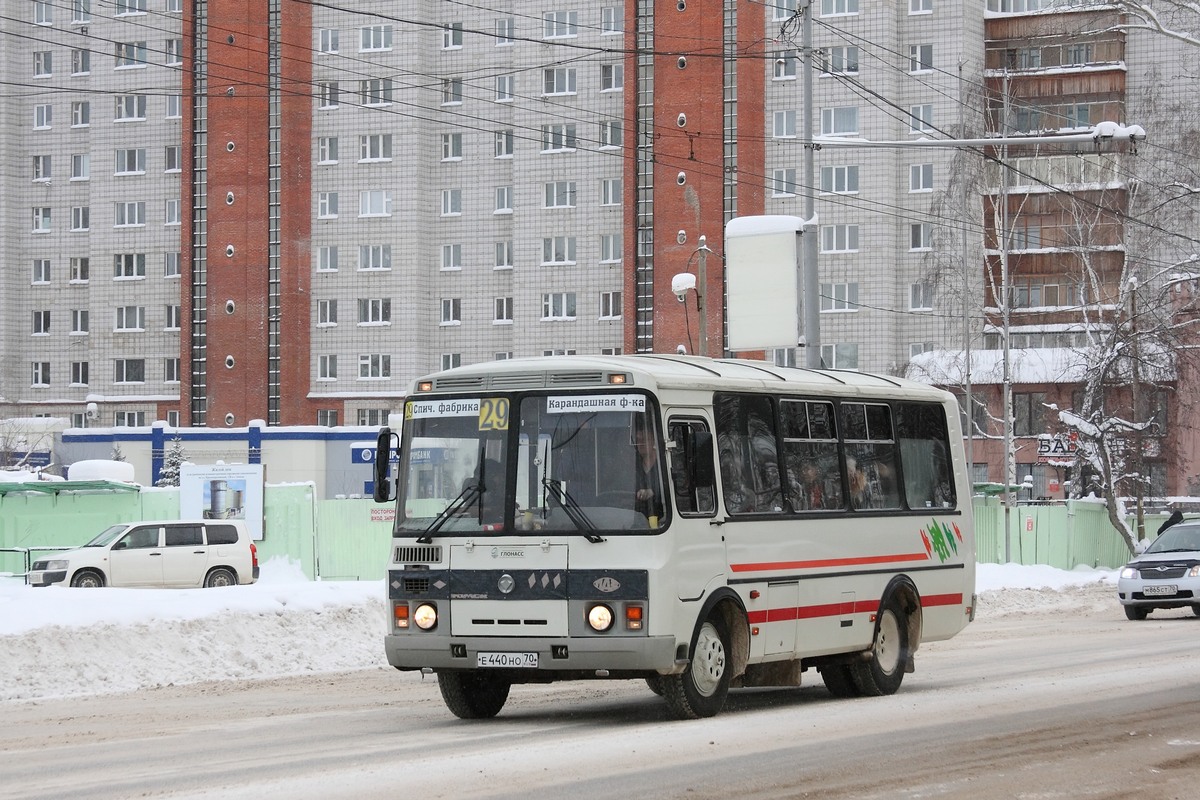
477,652,538,668
1143,585,1178,596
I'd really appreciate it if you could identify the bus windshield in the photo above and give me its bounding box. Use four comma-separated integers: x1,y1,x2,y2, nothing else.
396,392,667,535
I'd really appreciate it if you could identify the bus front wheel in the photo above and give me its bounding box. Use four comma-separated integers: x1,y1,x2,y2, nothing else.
662,615,731,719
850,597,909,697
437,671,511,719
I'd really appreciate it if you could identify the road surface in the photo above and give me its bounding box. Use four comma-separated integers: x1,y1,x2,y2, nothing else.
2,586,1197,799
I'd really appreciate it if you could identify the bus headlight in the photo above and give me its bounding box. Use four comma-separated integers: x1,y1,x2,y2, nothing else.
587,604,614,632
413,603,438,630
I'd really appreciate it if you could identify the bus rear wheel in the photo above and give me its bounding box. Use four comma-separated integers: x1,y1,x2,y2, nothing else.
437,671,511,719
850,598,908,697
661,615,731,719
819,664,861,698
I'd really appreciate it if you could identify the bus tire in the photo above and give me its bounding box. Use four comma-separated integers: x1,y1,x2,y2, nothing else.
437,671,511,719
850,597,908,697
819,664,861,698
645,675,664,696
661,615,731,719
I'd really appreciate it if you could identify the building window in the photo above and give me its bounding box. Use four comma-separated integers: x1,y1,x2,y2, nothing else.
496,18,515,45
822,46,859,75
773,110,797,138
115,201,146,227
34,51,52,77
70,206,90,232
542,123,578,152
357,134,391,163
32,362,51,387
113,253,146,278
165,94,182,119
495,241,513,269
494,297,513,324
908,44,933,73
774,50,798,80
495,129,514,157
910,163,933,192
441,354,462,371
440,133,462,161
115,305,146,331
115,94,147,121
359,190,392,217
601,178,622,205
360,25,393,52
34,104,51,129
165,357,181,384
165,39,183,65
543,10,579,38
358,409,389,426
821,0,859,16
542,292,577,320
317,409,339,426
319,29,339,54
441,78,463,105
494,186,513,214
544,181,577,208
600,290,622,319
910,282,934,311
440,298,461,326
358,244,392,271
165,306,182,331
318,137,339,164
1013,392,1046,437
164,252,180,278
600,233,622,263
772,168,797,197
35,0,52,24
72,49,90,75
115,0,147,15
441,188,462,216
543,349,578,357
910,104,934,133
115,411,147,427
820,282,859,312
115,41,148,68
318,355,337,380
910,0,933,12
820,165,859,194
70,257,90,282
543,67,577,96
166,199,180,225
441,243,463,271
600,63,624,91
442,22,463,49
71,361,89,386
542,236,577,265
358,354,391,379
115,148,146,175
602,6,621,34
599,120,623,148
820,343,859,370
909,342,936,360
32,259,51,284
359,298,392,325
115,358,146,383
73,0,92,23
32,310,51,335
32,207,51,233
359,78,393,106
820,225,859,253
165,145,181,172
317,81,339,109
495,352,514,361
317,246,338,272
820,106,859,136
317,299,338,326
72,101,90,127
495,74,514,101
910,222,933,250
33,155,51,182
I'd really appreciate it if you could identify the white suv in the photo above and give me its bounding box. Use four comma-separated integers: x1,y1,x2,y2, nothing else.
29,520,259,589
1117,521,1200,620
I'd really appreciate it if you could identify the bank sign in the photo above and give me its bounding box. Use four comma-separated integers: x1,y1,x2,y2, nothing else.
1037,433,1077,461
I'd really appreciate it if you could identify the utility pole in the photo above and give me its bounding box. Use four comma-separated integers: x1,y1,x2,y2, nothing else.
801,0,820,368
698,236,709,356
1128,277,1146,542
1000,71,1015,563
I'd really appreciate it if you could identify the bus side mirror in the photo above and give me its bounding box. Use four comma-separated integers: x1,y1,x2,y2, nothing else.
689,430,716,487
373,427,397,503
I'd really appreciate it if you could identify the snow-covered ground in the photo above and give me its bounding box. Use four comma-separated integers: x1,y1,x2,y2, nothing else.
0,560,1118,703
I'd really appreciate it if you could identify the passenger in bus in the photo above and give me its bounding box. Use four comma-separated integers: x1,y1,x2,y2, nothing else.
633,424,665,525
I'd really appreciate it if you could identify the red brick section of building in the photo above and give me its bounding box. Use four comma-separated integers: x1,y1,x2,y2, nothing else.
624,2,766,358
177,2,314,427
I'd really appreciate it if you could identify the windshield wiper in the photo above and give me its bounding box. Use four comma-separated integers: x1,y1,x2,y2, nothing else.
542,477,603,543
418,482,481,544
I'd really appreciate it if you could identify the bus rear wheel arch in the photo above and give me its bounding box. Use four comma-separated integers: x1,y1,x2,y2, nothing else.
850,583,920,697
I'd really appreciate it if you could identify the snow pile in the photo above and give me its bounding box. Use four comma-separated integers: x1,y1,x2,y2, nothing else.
0,561,1117,703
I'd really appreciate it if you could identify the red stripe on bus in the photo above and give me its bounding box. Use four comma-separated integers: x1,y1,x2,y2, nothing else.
730,551,931,573
745,593,963,624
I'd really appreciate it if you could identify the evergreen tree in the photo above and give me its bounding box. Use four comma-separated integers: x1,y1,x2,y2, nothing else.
155,435,187,487
111,443,125,462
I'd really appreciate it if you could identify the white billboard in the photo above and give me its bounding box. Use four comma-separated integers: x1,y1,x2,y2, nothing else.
180,463,265,540
724,215,805,352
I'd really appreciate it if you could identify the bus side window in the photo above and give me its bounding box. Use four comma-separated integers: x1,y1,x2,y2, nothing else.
895,402,957,509
668,419,716,516
842,402,901,510
715,393,783,514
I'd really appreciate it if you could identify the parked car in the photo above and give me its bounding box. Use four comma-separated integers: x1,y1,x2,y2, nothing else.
28,520,259,589
1117,521,1200,620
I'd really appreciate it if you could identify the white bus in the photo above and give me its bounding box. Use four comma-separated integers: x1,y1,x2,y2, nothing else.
373,355,976,719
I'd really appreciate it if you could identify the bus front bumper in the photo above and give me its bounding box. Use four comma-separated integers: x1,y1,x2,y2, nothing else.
384,633,682,675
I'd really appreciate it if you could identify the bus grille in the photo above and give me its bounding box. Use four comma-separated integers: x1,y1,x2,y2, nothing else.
394,545,443,565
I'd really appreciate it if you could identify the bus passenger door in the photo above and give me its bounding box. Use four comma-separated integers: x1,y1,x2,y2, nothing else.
666,414,723,602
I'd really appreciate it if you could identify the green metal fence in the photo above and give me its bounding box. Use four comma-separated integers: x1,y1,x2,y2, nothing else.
2,487,1155,582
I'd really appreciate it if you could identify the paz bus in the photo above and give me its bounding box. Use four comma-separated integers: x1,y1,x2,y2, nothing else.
372,355,976,719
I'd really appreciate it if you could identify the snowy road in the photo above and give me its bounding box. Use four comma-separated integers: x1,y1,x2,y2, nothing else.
3,583,1198,800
